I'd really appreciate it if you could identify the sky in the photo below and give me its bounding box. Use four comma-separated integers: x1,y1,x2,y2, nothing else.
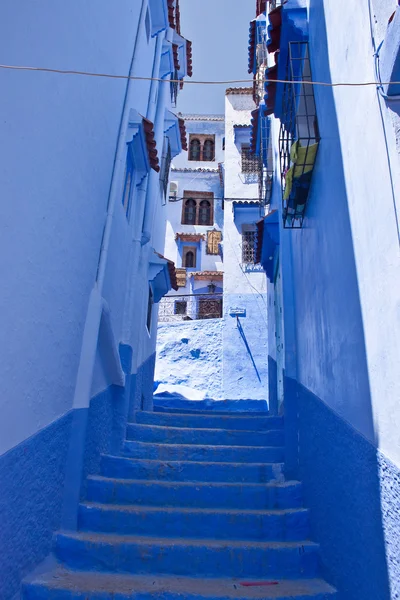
177,0,255,115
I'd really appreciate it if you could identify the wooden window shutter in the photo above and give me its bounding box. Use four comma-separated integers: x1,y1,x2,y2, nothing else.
207,230,222,255
176,268,187,288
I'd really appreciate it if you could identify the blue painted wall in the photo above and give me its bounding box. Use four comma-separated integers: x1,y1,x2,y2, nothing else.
263,0,400,595
0,0,191,595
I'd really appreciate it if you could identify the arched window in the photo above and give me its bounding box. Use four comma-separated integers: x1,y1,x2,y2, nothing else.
184,250,195,268
189,138,201,161
199,200,211,225
203,139,214,161
183,198,196,224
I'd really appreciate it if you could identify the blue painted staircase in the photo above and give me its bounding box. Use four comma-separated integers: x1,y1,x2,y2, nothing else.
22,408,337,599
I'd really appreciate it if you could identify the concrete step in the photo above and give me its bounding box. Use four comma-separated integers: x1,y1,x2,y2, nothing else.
23,568,338,600
86,476,303,510
122,441,285,463
135,411,283,431
152,400,268,414
100,455,285,483
78,503,310,541
55,531,320,578
126,423,284,447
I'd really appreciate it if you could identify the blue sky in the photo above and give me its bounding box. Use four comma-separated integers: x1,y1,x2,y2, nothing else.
177,0,254,115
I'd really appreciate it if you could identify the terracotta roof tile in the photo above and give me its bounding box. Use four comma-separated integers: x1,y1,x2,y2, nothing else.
250,108,259,154
267,6,282,54
255,218,264,264
225,87,253,95
175,233,205,242
190,271,224,281
264,51,279,115
186,40,193,77
178,117,188,151
142,118,160,172
256,0,267,16
156,252,178,291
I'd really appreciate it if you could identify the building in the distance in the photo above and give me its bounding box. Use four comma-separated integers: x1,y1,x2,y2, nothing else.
159,92,269,401
161,115,225,321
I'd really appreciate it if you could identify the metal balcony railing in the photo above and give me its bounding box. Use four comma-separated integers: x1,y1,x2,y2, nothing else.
279,42,320,228
158,293,223,323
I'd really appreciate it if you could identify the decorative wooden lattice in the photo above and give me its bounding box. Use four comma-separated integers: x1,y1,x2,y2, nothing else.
175,268,187,288
206,230,222,255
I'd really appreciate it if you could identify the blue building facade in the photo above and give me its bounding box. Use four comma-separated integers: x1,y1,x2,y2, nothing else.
251,0,400,597
0,1,191,597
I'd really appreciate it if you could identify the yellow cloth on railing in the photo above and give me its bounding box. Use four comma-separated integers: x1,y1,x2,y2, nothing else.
283,141,319,200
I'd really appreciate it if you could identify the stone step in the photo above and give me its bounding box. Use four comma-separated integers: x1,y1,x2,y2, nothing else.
126,423,284,447
100,455,285,483
23,569,338,600
136,411,283,431
78,503,310,541
55,531,320,578
122,441,285,463
86,476,303,510
152,400,269,414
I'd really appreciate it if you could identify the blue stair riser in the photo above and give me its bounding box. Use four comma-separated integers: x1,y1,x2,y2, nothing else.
55,534,320,578
126,424,284,447
86,477,303,510
135,411,284,431
122,441,285,463
78,504,310,541
22,572,338,600
101,456,285,484
152,400,268,413
22,580,338,600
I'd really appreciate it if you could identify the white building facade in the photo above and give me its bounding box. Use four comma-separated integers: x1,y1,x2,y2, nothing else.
161,115,225,321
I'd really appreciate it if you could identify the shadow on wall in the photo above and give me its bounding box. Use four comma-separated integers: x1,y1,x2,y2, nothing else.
286,2,394,599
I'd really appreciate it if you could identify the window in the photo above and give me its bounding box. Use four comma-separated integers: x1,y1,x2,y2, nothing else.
183,198,197,224
189,138,200,160
183,246,197,268
242,230,257,264
174,300,187,315
188,135,216,162
241,144,259,174
207,230,222,255
160,137,172,200
198,200,211,225
181,192,214,225
122,150,134,218
203,139,215,161
145,8,151,41
146,286,154,332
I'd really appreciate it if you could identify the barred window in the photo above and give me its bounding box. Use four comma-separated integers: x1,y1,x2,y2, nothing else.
242,230,257,264
198,200,211,225
183,198,196,224
183,246,196,268
241,144,259,174
203,139,215,161
189,138,200,160
174,301,187,315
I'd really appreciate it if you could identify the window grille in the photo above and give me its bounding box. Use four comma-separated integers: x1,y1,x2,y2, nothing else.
174,300,187,315
170,70,179,106
198,200,212,225
160,139,172,200
242,231,257,264
241,145,260,174
189,138,200,160
203,139,215,161
146,286,154,332
206,230,222,255
279,42,320,228
122,149,134,218
183,247,196,268
183,198,196,224
181,194,214,225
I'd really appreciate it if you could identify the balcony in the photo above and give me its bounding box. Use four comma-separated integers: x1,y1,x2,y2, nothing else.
278,41,320,228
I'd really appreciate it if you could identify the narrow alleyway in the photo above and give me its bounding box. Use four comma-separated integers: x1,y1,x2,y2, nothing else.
23,404,336,599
